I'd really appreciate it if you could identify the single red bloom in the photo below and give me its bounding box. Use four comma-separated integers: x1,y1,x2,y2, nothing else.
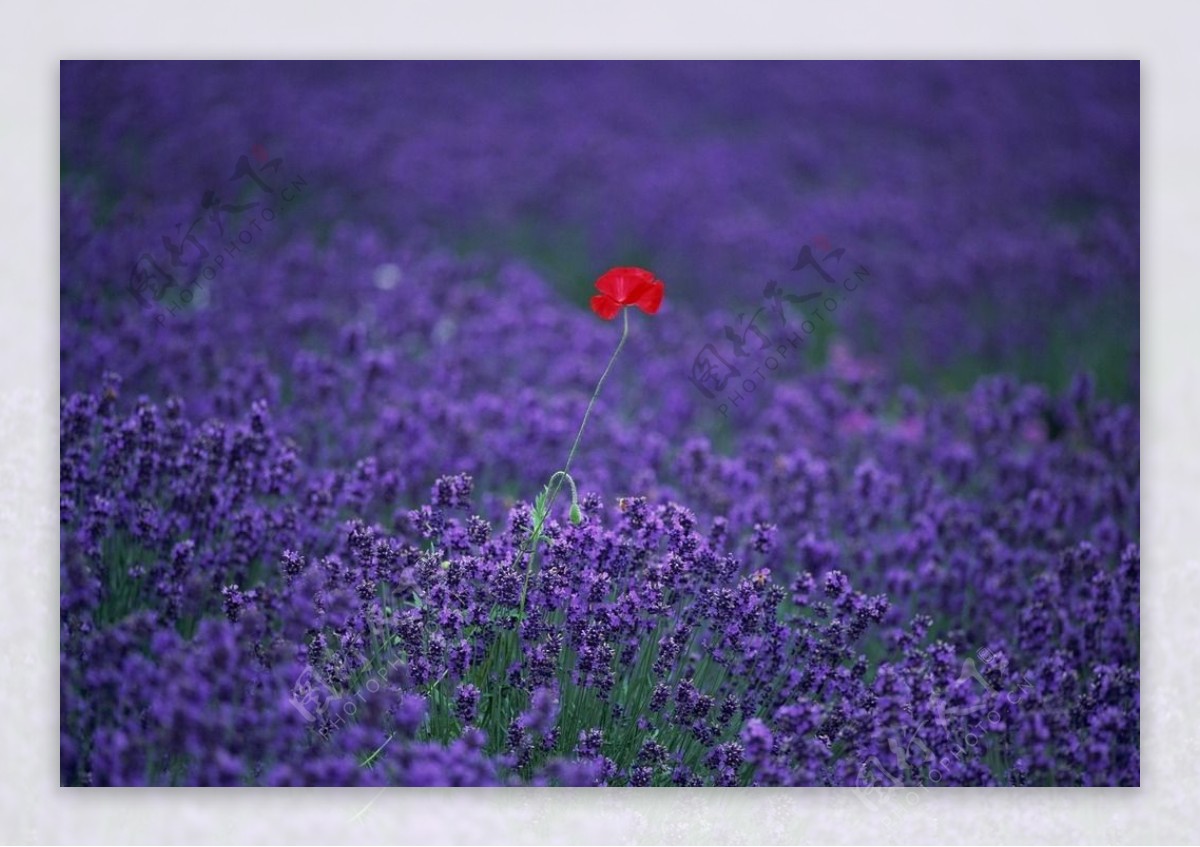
589,267,665,320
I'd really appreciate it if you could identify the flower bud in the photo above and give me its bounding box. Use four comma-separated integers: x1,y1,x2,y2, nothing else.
569,503,583,525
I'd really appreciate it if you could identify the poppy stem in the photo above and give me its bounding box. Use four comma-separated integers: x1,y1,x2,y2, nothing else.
517,308,630,613
558,307,630,482
545,470,580,517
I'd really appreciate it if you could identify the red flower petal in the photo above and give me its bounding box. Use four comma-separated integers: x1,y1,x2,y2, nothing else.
590,294,621,320
633,280,664,315
595,267,657,305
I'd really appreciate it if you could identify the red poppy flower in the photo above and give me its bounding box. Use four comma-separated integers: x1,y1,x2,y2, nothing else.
589,267,664,320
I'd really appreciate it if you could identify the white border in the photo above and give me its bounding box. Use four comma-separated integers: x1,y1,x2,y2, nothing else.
5,1,1194,843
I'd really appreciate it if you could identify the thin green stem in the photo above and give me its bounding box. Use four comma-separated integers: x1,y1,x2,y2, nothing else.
558,307,630,482
516,308,631,611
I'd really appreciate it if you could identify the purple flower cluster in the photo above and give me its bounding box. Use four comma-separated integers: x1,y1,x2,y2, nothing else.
59,320,1138,785
60,61,1138,786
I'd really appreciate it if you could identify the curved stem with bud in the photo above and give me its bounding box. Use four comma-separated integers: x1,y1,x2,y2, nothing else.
516,308,630,613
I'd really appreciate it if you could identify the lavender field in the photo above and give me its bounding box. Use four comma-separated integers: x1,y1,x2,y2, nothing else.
59,61,1139,787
